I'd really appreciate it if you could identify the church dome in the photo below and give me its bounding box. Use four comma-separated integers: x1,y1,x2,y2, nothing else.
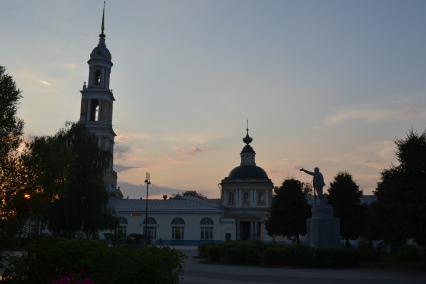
90,42,111,60
228,165,269,180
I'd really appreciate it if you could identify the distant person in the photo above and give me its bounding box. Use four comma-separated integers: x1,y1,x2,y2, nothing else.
300,167,326,203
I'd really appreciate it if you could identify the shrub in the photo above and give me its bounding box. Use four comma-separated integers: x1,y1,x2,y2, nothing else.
198,243,209,258
263,245,315,266
4,238,183,284
201,241,359,268
394,244,420,262
314,248,359,268
206,244,224,263
263,245,289,265
357,239,379,262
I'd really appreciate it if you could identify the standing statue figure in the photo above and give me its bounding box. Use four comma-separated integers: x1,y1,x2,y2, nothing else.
300,167,326,204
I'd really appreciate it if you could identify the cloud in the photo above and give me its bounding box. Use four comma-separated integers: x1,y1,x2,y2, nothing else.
323,98,426,126
116,132,154,144
114,164,140,173
62,63,78,70
175,145,203,157
114,144,131,158
325,140,396,171
39,80,51,86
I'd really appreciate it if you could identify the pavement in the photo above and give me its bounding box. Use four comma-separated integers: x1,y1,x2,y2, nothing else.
176,246,426,284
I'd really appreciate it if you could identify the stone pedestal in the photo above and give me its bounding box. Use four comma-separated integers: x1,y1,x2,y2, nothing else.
307,203,340,248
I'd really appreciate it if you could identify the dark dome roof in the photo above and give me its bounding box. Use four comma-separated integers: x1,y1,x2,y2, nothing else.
228,165,268,180
90,44,111,60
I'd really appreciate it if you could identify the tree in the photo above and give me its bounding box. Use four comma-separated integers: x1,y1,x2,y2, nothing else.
0,66,34,243
327,172,363,246
182,190,207,199
0,66,23,156
25,123,112,237
265,178,311,244
366,130,426,248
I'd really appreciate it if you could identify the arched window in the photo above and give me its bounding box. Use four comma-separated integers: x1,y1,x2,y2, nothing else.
243,192,250,205
116,217,128,240
228,192,234,205
95,70,101,85
171,217,185,240
89,99,100,121
258,192,265,205
200,218,214,240
143,217,157,240
95,104,100,121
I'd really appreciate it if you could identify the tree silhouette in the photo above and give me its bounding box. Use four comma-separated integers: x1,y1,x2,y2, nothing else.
25,123,112,237
366,130,426,248
0,66,33,243
327,172,363,246
266,178,310,244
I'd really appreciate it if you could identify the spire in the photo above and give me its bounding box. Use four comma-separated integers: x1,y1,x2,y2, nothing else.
242,119,253,145
100,1,106,39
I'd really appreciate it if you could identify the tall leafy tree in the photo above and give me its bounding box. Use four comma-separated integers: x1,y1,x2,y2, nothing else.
266,178,311,244
0,66,23,156
25,123,111,237
327,172,363,246
0,66,34,242
366,130,426,248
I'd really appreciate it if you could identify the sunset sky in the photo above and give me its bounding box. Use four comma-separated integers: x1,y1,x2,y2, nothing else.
2,0,426,198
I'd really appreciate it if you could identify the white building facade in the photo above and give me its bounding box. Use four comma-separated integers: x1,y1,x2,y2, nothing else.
109,130,274,245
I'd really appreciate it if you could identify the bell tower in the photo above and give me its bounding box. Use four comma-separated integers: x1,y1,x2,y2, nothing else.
79,4,118,195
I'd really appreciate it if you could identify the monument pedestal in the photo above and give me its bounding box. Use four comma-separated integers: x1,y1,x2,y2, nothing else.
307,203,340,248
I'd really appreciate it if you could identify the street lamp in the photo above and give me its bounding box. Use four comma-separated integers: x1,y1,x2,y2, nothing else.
144,172,151,244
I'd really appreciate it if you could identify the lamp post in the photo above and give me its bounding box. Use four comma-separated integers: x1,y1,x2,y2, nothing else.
144,172,151,244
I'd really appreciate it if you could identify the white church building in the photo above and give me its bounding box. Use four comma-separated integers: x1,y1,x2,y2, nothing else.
78,8,275,245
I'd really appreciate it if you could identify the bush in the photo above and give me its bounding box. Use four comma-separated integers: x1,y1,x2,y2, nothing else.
198,243,209,258
4,238,184,284
263,245,315,266
314,248,359,268
201,241,359,268
394,244,420,262
357,239,379,262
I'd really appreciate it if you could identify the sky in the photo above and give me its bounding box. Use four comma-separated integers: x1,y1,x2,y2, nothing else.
2,0,426,198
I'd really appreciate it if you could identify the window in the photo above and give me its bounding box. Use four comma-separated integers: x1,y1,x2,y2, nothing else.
200,218,214,240
143,217,157,241
95,70,101,85
116,217,128,240
89,99,100,121
258,192,265,205
228,192,234,205
171,217,185,240
243,192,250,205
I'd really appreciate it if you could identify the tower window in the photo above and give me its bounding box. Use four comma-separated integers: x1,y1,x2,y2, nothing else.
95,70,101,85
228,192,234,205
258,192,265,205
243,192,250,205
90,99,100,121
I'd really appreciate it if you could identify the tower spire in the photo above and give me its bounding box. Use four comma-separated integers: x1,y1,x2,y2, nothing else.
100,1,106,38
243,120,253,145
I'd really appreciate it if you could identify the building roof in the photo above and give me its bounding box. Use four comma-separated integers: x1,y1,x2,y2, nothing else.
109,196,224,214
227,165,269,180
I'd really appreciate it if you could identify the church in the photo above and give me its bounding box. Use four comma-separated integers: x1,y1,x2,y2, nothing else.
78,8,275,244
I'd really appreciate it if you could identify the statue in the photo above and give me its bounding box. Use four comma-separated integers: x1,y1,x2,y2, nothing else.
300,167,326,204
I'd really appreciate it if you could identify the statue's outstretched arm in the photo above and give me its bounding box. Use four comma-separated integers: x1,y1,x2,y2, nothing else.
300,168,314,176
